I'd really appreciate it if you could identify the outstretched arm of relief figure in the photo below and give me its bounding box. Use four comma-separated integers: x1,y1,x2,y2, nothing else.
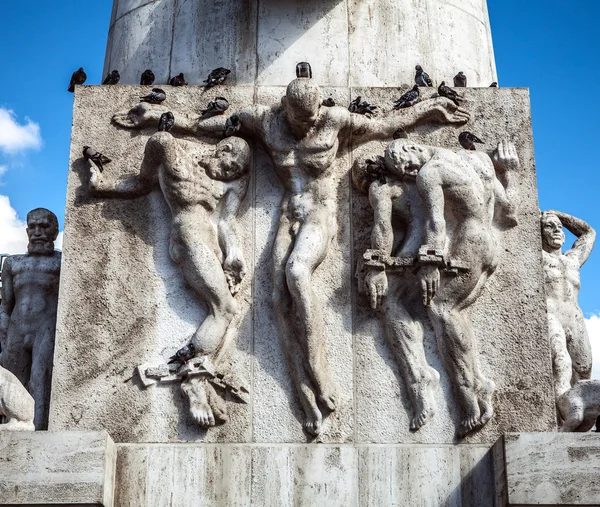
218,177,249,296
348,97,470,144
547,210,596,267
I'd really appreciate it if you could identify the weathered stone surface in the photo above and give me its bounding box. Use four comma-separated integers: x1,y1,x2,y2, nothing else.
103,0,497,87
504,432,600,505
0,431,116,506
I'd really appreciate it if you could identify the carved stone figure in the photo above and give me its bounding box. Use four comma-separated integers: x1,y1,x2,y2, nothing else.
113,76,469,436
0,208,61,430
541,210,595,402
558,380,600,432
0,365,35,431
358,139,520,436
87,133,251,427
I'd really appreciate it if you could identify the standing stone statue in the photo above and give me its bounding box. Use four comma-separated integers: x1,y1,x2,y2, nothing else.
358,139,520,436
113,75,469,436
541,210,595,400
87,133,251,427
0,208,61,430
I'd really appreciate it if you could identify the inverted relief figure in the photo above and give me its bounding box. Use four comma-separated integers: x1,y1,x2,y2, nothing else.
0,208,61,430
357,139,520,436
113,74,469,436
87,134,251,428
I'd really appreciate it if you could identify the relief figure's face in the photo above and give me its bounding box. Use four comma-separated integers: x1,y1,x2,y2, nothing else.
541,215,565,251
27,210,58,255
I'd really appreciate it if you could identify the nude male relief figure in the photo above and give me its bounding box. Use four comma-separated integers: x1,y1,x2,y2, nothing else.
114,75,469,436
87,133,250,427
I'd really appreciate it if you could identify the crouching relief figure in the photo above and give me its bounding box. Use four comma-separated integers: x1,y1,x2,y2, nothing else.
356,139,520,436
87,133,250,427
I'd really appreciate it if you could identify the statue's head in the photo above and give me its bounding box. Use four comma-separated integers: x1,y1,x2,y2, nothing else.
384,139,428,179
26,208,58,255
282,78,321,136
540,211,565,252
208,137,251,181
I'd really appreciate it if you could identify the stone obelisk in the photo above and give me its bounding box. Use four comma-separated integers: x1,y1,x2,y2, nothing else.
105,0,497,86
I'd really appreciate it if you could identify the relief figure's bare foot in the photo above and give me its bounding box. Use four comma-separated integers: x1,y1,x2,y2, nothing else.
298,384,324,437
409,367,440,431
181,377,215,427
457,391,482,438
477,378,495,427
205,381,229,424
318,383,339,413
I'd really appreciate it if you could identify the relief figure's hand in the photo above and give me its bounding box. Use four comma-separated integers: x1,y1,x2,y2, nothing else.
112,102,162,129
224,249,247,296
423,97,470,125
365,268,388,310
419,264,440,307
493,140,520,173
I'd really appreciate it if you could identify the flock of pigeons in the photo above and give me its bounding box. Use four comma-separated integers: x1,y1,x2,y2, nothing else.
73,63,491,160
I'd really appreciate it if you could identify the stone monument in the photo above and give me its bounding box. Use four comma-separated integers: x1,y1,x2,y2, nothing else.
1,1,599,506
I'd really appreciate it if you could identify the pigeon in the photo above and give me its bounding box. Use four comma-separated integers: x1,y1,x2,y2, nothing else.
102,70,120,85
438,81,463,106
393,128,408,139
204,67,231,88
458,131,483,151
296,62,312,79
140,88,166,105
201,97,230,118
489,82,498,87
169,73,188,86
415,65,433,87
158,112,175,132
322,97,336,107
140,69,155,85
393,85,420,110
224,114,241,137
364,156,388,185
83,146,111,172
454,71,467,88
168,342,196,364
348,96,378,117
68,68,87,92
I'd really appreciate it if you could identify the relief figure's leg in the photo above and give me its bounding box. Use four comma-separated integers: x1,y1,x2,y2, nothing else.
0,331,31,390
548,313,572,402
272,212,323,436
381,276,439,430
567,311,592,383
29,328,55,430
285,211,338,412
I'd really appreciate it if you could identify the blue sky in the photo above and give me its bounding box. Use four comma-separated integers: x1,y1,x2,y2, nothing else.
0,1,599,370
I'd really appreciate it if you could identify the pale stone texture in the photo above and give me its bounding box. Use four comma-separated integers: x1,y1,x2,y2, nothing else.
504,432,600,505
103,0,497,87
0,431,116,506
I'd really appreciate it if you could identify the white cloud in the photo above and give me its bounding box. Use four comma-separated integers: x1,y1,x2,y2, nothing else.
0,166,7,178
55,231,63,251
0,109,41,154
0,195,27,254
586,314,600,380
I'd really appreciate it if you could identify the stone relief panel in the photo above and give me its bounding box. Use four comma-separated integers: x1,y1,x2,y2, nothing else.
351,87,556,443
0,365,35,431
0,208,60,430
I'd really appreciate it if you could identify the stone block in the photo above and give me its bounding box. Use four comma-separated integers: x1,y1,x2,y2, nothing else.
0,431,116,506
504,432,600,505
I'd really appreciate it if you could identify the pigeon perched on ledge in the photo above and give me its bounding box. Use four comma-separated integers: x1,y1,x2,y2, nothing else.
223,115,241,137
140,88,166,105
322,97,336,107
393,85,420,110
140,69,155,85
83,146,111,172
415,65,433,87
458,131,483,151
348,96,378,117
489,82,498,87
454,71,467,87
201,97,230,118
102,70,120,85
438,81,463,106
168,343,196,364
68,68,87,92
169,73,188,86
158,112,175,132
204,68,231,87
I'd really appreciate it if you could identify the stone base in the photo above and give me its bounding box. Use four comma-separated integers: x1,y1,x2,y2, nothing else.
0,431,116,506
114,442,504,507
503,432,600,506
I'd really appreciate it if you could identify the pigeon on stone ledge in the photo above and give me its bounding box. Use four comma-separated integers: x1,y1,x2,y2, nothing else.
168,343,196,365
204,68,231,88
158,112,175,132
169,73,188,86
454,71,467,87
415,65,433,87
102,70,120,85
322,97,335,107
489,82,498,87
140,88,166,105
201,97,230,118
348,96,378,117
393,85,420,110
458,131,483,151
438,81,463,106
68,68,87,92
140,69,155,86
223,115,241,137
83,146,111,172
